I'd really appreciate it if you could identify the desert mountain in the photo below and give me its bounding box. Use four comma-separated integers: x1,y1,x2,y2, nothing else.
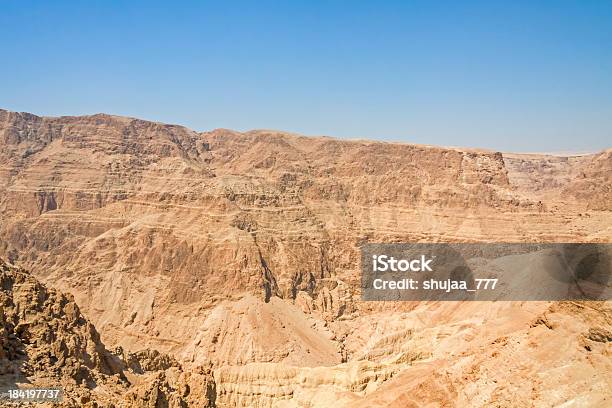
0,109,610,406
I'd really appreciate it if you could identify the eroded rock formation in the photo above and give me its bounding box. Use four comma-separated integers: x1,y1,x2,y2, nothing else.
0,259,216,407
0,109,610,406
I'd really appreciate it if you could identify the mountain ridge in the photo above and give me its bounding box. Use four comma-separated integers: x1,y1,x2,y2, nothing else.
0,108,610,406
3,108,608,156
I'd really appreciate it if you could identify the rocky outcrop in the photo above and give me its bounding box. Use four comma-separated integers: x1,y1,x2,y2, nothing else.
0,259,119,383
0,259,216,407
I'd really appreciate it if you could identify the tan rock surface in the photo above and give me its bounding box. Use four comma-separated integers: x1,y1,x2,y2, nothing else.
0,259,215,407
0,108,610,406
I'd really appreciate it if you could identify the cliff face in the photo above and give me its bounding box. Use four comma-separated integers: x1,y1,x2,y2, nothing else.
0,109,611,407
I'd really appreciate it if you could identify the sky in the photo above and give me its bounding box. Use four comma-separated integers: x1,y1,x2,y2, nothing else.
1,1,611,152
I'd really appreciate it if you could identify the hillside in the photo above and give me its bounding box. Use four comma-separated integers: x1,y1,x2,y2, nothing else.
0,259,215,407
0,108,610,406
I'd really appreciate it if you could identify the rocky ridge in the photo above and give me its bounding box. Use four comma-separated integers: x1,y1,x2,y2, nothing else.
0,108,611,406
0,258,214,407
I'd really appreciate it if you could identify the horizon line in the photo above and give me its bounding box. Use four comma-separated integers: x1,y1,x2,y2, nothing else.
1,107,606,157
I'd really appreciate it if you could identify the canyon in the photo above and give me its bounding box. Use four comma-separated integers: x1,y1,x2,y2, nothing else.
0,108,610,407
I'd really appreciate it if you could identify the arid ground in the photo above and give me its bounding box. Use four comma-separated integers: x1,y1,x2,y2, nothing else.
0,109,610,407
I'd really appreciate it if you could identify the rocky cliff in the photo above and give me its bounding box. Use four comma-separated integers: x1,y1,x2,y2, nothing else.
0,109,610,406
0,259,216,407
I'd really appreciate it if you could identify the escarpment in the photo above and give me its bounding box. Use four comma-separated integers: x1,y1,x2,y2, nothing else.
0,109,610,407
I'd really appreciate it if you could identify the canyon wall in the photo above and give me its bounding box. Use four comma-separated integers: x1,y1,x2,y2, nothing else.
0,109,610,407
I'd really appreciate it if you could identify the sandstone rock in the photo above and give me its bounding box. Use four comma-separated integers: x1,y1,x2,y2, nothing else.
0,109,610,407
0,259,215,407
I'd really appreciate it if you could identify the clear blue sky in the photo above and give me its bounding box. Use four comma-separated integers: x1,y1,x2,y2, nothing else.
1,1,611,152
